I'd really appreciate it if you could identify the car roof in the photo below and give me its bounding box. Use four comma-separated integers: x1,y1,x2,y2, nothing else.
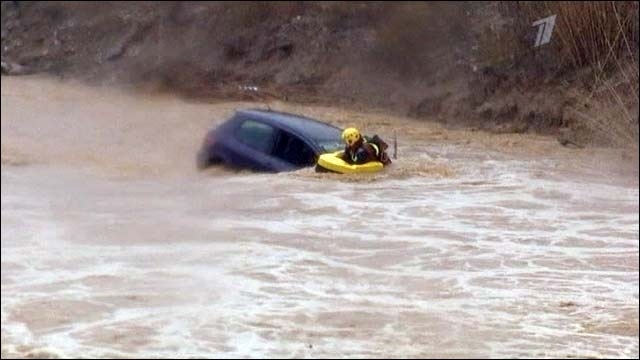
236,109,342,137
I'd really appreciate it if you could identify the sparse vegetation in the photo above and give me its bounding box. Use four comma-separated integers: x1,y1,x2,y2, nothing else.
477,1,638,147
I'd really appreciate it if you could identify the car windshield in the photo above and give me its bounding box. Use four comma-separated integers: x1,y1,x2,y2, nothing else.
301,121,343,152
316,139,344,152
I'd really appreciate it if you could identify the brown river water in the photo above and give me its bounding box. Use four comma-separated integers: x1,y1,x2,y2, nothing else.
1,76,638,358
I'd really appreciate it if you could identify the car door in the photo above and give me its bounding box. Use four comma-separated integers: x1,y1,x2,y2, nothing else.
272,130,317,169
232,119,287,171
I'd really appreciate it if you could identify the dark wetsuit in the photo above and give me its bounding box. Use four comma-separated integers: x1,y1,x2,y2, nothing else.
342,139,380,165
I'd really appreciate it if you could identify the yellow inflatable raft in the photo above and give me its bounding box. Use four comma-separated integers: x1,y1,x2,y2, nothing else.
315,151,384,174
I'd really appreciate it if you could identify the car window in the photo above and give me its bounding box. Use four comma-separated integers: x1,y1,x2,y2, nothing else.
272,131,316,166
236,120,277,154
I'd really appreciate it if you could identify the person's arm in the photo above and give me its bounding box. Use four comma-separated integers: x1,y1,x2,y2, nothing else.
341,146,352,163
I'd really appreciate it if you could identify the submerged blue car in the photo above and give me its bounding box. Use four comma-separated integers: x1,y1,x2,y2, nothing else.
197,109,344,172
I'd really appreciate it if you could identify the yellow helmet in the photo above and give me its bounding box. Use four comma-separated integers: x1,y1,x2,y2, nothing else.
342,127,361,147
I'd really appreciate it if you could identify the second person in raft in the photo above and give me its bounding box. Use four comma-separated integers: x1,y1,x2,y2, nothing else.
341,127,392,166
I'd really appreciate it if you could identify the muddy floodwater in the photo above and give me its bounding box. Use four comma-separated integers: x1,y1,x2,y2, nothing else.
1,77,638,358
